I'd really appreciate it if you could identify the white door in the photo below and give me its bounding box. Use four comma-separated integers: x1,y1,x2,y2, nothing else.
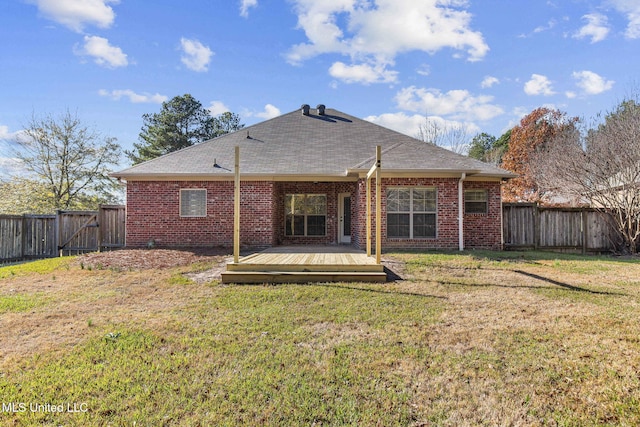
338,193,352,244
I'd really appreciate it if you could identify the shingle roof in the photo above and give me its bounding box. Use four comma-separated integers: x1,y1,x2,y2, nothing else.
113,107,516,180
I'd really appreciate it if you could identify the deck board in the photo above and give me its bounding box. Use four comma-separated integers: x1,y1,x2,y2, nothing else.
222,245,386,283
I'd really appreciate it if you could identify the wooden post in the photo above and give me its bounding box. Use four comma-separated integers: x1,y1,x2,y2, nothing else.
375,146,381,265
234,146,240,264
366,178,371,257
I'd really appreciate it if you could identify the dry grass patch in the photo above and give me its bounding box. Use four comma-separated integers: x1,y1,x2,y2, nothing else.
0,250,639,426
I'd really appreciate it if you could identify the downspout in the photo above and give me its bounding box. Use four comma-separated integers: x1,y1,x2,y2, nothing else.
458,173,466,251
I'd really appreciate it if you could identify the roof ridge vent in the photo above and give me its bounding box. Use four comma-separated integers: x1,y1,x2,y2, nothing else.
301,104,310,116
316,104,326,115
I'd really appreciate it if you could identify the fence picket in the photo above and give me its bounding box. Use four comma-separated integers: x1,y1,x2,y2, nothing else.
1,206,125,262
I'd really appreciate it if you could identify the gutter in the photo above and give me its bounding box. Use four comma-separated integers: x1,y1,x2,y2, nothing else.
458,172,466,251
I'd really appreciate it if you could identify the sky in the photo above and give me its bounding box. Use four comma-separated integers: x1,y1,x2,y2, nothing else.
1,0,640,176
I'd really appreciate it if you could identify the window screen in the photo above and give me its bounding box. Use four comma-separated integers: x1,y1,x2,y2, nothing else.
180,189,207,217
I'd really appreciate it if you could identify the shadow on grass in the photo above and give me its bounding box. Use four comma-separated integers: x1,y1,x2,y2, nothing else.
514,270,625,296
389,249,640,265
314,283,447,300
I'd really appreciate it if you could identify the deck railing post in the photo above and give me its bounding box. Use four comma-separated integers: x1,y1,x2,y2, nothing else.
234,146,240,264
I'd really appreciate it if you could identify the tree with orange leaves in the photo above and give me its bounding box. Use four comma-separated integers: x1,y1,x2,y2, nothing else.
501,107,578,202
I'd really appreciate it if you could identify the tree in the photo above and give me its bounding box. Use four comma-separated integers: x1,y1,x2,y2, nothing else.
501,107,578,202
533,97,640,253
126,94,244,164
416,115,470,154
11,111,122,212
468,132,496,162
491,129,511,165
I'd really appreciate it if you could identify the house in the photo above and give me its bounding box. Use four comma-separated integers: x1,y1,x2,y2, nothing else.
112,104,516,252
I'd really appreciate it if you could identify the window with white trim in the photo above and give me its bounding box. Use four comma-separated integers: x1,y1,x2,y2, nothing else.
285,194,327,236
464,189,488,214
387,188,436,238
180,189,207,217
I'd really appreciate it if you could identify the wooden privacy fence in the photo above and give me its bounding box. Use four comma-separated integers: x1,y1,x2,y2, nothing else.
503,203,620,253
0,205,125,263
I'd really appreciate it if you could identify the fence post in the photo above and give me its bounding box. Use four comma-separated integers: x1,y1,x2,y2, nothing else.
533,204,539,250
581,208,587,255
98,205,103,253
21,215,27,261
55,210,62,257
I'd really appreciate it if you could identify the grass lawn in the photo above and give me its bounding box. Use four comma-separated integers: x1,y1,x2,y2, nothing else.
0,250,639,426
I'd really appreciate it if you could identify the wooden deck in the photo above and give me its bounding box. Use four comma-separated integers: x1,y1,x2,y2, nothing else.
222,246,387,284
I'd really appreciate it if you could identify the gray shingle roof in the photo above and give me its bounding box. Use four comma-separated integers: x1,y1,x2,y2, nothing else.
113,107,515,180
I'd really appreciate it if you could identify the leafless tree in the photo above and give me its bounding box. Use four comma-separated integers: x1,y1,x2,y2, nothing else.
416,115,470,155
14,110,121,211
532,97,640,253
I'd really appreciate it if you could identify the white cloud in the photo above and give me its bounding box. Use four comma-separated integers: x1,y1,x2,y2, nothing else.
481,76,499,88
29,0,118,32
180,38,213,72
365,112,480,143
534,19,557,33
243,104,282,120
99,89,167,103
207,101,231,116
240,0,258,18
524,74,555,96
255,104,281,120
328,61,398,84
286,0,488,83
572,70,614,95
0,125,15,141
609,0,640,39
565,91,577,99
573,13,610,43
394,86,504,121
416,64,430,76
364,112,428,137
76,35,128,68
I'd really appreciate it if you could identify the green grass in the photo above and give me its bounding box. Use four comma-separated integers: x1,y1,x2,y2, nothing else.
0,257,74,279
0,284,439,426
0,292,47,314
0,250,639,426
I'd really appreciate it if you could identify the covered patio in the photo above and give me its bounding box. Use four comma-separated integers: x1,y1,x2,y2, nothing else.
220,146,385,284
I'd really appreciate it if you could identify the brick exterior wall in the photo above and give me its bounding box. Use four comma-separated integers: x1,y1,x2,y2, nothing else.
125,178,502,250
273,182,356,245
125,181,275,248
463,181,503,250
353,177,503,251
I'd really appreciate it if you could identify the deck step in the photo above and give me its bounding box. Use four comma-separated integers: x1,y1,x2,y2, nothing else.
225,262,384,273
221,270,387,284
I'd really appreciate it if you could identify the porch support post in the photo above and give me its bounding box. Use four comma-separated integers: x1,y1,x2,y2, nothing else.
366,178,371,257
458,172,466,251
234,146,240,264
375,146,381,265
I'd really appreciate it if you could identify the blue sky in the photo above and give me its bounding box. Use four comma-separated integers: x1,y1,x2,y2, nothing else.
1,0,639,175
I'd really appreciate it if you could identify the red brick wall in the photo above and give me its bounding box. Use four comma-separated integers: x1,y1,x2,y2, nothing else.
125,178,502,250
463,181,503,250
125,180,274,248
273,182,356,245
353,178,503,251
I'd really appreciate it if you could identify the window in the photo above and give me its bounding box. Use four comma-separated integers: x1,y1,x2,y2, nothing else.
465,189,488,214
285,194,327,236
387,188,436,238
180,189,207,217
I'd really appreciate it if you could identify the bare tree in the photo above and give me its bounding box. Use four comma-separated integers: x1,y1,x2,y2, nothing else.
14,110,122,211
533,97,640,253
416,115,470,155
